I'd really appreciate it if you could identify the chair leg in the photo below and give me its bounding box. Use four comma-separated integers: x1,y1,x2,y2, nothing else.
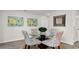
28,45,30,49
58,46,60,49
24,44,27,49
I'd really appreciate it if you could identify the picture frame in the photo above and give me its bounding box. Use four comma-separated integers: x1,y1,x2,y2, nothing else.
8,16,24,26
27,18,38,27
53,15,66,26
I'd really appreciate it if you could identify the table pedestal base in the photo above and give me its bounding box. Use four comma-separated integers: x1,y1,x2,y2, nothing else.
38,43,48,49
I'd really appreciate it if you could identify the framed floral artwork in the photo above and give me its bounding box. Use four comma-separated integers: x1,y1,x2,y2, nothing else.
53,15,66,26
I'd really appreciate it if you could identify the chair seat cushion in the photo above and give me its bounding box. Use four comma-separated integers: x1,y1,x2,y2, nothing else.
25,39,41,45
42,36,60,47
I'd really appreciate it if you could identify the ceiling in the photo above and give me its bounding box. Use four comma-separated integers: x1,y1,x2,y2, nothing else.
24,10,56,15
24,10,79,16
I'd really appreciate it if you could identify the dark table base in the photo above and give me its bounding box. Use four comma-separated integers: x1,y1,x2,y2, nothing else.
36,35,49,49
38,43,48,49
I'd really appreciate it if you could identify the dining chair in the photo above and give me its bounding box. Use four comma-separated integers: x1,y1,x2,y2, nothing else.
54,32,63,49
22,30,41,49
31,28,38,36
42,31,63,49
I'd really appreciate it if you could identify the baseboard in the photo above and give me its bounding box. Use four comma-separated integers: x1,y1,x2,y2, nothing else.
0,38,24,44
61,40,74,45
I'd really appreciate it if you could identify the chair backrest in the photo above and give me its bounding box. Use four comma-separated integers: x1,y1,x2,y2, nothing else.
56,32,63,40
31,28,38,35
53,32,63,47
22,30,29,42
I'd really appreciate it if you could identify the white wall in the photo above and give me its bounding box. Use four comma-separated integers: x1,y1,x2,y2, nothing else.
47,10,77,45
0,19,1,40
0,11,3,42
74,11,79,41
1,10,78,45
1,10,40,43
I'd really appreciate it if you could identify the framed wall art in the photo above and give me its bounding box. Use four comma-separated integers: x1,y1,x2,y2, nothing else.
27,18,38,27
8,16,24,26
53,15,66,26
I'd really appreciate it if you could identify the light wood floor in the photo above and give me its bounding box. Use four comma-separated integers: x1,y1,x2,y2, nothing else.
0,40,79,49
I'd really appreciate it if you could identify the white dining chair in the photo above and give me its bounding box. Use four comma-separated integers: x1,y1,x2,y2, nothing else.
31,28,38,36
22,30,41,49
42,32,63,49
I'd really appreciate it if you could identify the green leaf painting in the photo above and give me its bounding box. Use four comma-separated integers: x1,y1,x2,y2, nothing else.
27,18,38,27
8,16,24,26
